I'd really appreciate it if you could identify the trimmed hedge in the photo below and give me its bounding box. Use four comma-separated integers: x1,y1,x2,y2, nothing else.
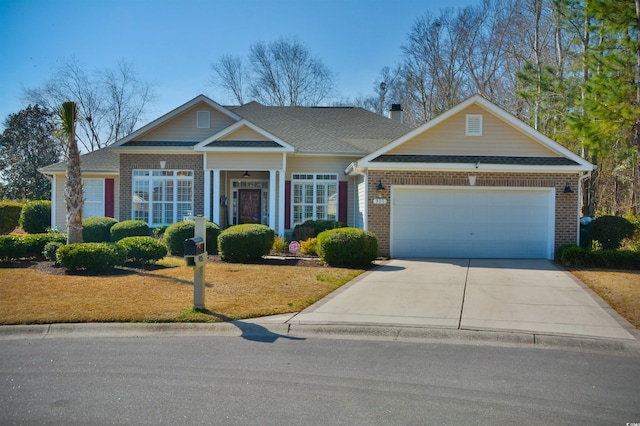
43,241,64,262
164,220,221,255
588,216,636,250
292,220,348,241
317,227,378,266
0,232,67,262
83,217,118,242
0,201,24,234
110,220,151,242
19,200,51,234
117,236,167,264
57,242,126,271
218,224,274,262
555,244,640,270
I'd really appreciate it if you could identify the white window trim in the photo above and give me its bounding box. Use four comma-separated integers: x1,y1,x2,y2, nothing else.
466,114,483,136
197,111,211,129
132,170,194,226
82,178,105,218
291,173,339,227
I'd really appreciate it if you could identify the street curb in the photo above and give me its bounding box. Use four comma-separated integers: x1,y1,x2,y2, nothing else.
1,322,639,354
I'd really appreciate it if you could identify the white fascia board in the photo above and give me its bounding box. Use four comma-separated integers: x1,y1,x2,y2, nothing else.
359,95,482,164
111,94,241,147
365,163,590,173
358,94,595,171
109,146,201,155
195,119,294,152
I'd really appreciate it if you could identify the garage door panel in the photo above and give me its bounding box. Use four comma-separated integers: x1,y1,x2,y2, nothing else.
391,188,553,259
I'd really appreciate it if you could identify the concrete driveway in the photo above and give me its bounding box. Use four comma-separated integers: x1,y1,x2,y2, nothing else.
289,259,637,341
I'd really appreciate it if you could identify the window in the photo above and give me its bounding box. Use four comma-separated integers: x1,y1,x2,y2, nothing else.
83,179,104,218
196,111,210,128
466,114,483,136
292,173,338,226
132,170,194,226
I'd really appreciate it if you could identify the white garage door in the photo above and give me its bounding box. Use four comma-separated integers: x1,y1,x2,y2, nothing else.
391,187,554,259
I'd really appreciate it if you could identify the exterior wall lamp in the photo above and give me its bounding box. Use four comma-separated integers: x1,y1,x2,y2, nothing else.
376,180,385,194
243,171,251,178
564,183,574,193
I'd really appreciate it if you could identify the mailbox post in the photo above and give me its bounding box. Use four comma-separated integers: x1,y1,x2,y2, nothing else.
184,216,207,309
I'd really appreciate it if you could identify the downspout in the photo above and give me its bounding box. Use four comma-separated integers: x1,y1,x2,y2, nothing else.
577,171,592,246
346,162,368,230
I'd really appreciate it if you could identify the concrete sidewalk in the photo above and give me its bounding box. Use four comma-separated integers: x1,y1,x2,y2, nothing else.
287,258,638,342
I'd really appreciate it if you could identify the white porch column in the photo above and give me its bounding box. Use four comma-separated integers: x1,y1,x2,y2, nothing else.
203,168,211,221
278,170,285,236
212,169,221,225
269,170,276,230
50,176,57,230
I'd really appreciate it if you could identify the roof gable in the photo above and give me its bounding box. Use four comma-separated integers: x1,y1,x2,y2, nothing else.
195,120,294,152
112,95,241,147
358,95,594,171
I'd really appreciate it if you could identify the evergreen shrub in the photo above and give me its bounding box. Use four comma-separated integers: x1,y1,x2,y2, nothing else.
117,236,167,264
316,228,378,266
82,217,118,242
0,201,24,234
164,220,220,255
19,200,51,234
218,224,274,262
57,242,126,271
110,220,151,242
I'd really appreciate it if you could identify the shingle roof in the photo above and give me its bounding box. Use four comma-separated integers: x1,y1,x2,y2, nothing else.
121,141,199,147
371,154,580,166
204,140,283,148
39,147,119,174
230,102,414,154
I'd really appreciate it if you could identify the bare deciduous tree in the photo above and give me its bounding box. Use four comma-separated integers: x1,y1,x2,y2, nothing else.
24,58,155,152
211,36,335,106
210,54,246,105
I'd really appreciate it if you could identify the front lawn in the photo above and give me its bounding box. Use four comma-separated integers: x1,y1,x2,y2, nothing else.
0,257,364,325
571,269,640,329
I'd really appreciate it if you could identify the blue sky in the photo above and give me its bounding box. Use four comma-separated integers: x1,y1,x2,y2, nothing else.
0,0,478,130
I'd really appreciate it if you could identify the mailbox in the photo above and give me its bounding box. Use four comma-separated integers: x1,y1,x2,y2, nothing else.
184,237,205,257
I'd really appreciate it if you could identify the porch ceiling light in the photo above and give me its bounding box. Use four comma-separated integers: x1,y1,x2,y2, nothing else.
243,171,250,178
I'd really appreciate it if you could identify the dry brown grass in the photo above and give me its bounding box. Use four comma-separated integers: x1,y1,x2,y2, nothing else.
571,270,640,329
0,260,363,325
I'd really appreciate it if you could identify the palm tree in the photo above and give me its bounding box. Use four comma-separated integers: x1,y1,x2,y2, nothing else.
57,101,83,244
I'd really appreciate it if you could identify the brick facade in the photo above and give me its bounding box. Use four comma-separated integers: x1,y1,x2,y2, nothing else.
367,170,580,257
119,154,204,222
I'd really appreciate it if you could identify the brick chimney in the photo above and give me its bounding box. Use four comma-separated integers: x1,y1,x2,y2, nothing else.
389,104,403,123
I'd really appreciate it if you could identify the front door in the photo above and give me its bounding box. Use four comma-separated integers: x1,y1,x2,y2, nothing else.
238,189,261,224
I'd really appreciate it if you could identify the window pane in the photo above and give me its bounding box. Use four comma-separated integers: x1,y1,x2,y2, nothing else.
84,179,103,203
293,184,302,204
316,185,326,204
133,180,149,202
304,205,313,221
133,203,148,222
152,180,165,202
316,205,326,220
304,184,313,204
177,181,192,202
152,203,164,225
165,180,174,201
177,203,192,221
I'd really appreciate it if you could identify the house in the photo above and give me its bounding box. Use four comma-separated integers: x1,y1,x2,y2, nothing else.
40,94,594,260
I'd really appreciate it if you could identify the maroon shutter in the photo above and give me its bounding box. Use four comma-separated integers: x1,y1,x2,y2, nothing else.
338,181,348,224
285,180,291,229
105,178,115,218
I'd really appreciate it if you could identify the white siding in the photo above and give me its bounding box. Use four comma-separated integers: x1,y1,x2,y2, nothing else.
286,155,354,178
52,174,119,231
389,105,560,157
220,126,271,141
206,153,284,170
138,103,236,142
354,175,366,229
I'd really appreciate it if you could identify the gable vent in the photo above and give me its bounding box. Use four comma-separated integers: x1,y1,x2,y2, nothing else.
466,114,483,136
197,111,211,129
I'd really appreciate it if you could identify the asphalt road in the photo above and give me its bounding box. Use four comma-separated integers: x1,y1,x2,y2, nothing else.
1,336,639,425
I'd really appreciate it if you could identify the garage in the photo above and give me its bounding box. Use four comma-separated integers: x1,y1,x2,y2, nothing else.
391,187,555,259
